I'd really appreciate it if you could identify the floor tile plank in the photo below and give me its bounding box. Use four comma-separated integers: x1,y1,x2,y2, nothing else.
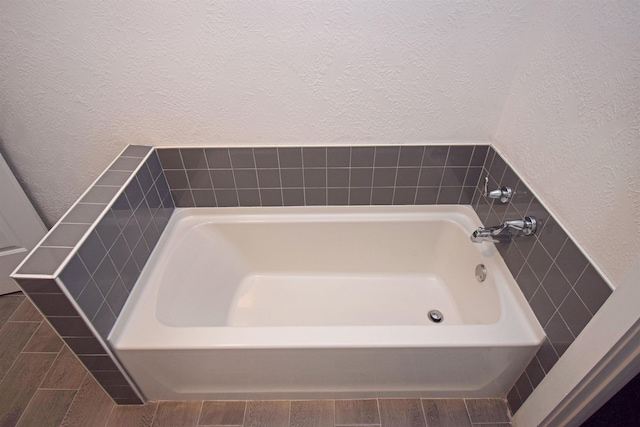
0,294,25,327
335,399,380,425
470,423,512,427
60,374,115,427
422,399,472,427
106,401,158,427
244,401,289,427
40,346,87,389
23,321,64,353
379,399,426,427
9,299,43,322
0,322,40,382
151,401,202,427
289,400,334,427
0,352,57,426
465,399,510,423
15,389,76,427
198,401,246,425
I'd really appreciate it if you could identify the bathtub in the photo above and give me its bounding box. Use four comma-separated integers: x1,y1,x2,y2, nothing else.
110,205,545,400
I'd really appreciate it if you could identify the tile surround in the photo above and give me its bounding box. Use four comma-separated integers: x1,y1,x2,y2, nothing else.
157,145,487,208
12,145,175,404
473,147,612,414
11,144,611,414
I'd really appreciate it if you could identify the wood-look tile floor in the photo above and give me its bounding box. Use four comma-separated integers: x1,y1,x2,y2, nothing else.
0,293,512,426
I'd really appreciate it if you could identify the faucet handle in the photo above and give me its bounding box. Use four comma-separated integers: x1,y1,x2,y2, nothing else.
504,216,537,235
483,176,513,203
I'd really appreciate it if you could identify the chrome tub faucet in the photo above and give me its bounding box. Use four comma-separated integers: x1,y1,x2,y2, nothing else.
471,217,537,244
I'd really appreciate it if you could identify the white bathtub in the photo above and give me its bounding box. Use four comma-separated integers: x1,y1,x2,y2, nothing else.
110,205,545,400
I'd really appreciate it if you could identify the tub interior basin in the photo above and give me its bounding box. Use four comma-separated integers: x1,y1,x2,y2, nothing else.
149,206,504,328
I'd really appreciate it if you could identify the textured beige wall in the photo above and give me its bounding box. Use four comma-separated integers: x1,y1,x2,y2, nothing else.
494,0,640,285
0,1,533,224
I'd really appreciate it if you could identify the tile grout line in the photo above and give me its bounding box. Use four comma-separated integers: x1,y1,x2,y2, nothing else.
457,146,476,205
390,147,402,205
34,345,64,390
325,147,328,206
332,399,336,426
251,149,262,207
347,148,352,204
0,318,44,388
101,386,117,427
6,312,52,427
420,398,428,427
57,372,89,427
241,400,248,427
275,148,285,207
5,320,42,325
463,398,475,425
411,147,424,205
33,346,75,426
195,400,204,427
6,298,31,322
12,385,40,427
434,147,451,204
521,371,536,398
332,399,335,427
146,401,160,427
571,265,599,317
11,318,45,353
178,149,196,208
36,387,85,391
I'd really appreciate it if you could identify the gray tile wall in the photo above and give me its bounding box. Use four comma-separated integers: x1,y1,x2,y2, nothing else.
157,145,488,207
13,145,174,405
58,150,173,339
472,148,612,414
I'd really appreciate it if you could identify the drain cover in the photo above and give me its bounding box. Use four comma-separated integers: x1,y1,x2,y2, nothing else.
475,264,487,282
428,310,443,323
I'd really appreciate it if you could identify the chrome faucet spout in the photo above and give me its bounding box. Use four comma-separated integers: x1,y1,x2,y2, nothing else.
470,216,537,244
470,227,511,243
